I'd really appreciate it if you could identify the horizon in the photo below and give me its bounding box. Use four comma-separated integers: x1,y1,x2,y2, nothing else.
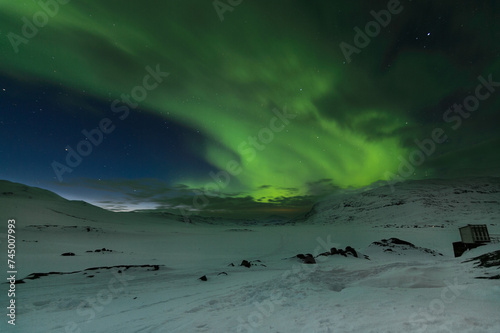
2,175,499,219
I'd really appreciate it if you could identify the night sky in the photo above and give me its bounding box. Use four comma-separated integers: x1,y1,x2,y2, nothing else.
0,1,499,217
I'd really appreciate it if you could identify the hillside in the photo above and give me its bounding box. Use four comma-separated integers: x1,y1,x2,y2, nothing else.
300,177,500,228
0,178,499,332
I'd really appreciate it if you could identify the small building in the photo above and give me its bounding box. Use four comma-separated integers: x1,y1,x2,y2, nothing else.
459,224,491,244
453,224,491,257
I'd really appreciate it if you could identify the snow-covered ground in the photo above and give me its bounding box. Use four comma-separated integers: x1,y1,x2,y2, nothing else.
1,178,499,332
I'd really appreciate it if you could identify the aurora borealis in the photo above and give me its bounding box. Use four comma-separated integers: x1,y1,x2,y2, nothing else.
1,1,499,216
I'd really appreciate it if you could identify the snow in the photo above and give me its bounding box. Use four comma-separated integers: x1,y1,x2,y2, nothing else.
1,178,499,332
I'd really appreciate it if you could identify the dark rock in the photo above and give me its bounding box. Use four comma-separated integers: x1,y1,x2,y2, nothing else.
19,265,163,283
374,238,415,247
338,249,347,257
464,250,500,268
330,248,339,255
345,246,358,258
87,275,94,278
372,238,442,256
61,252,75,256
240,260,251,268
317,251,331,257
228,263,235,267
296,253,316,264
303,254,316,264
476,275,500,280
23,272,50,280
388,238,415,247
218,272,228,276
88,248,114,253
199,275,208,281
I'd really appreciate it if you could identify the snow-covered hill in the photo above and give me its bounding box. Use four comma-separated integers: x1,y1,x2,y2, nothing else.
0,178,499,333
301,177,500,228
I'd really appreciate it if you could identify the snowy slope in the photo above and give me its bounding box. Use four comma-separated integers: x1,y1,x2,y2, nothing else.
1,179,499,333
301,177,500,228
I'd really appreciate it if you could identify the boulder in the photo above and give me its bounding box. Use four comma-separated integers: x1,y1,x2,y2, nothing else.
302,254,316,264
240,260,251,268
345,246,358,257
238,259,266,268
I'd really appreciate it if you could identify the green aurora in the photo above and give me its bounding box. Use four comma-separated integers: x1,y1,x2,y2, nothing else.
1,1,499,214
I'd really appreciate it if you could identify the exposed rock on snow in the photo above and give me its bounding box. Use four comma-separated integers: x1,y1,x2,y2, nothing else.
16,264,162,283
87,248,115,253
297,246,368,262
238,259,266,268
26,224,102,232
240,260,251,268
466,250,500,268
297,253,316,264
345,246,358,257
464,250,500,279
225,228,254,232
369,238,443,256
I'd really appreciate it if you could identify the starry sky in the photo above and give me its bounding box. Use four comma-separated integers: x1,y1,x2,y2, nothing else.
0,1,499,217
